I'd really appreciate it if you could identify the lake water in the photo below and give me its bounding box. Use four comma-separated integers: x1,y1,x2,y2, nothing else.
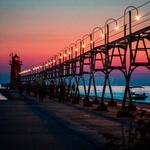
0,93,7,100
0,84,7,100
79,86,150,104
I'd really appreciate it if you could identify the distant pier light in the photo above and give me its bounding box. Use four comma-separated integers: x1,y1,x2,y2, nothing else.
75,48,78,51
48,62,51,65
82,44,86,48
90,40,93,44
115,26,119,30
60,56,63,59
136,15,140,20
45,63,49,67
101,33,105,38
64,53,67,57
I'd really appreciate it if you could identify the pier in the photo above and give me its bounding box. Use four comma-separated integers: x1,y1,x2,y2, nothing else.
0,90,105,150
1,1,150,150
19,2,150,115
1,88,150,150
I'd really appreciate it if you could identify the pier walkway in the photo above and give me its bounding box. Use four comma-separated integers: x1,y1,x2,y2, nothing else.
0,90,107,150
0,89,142,150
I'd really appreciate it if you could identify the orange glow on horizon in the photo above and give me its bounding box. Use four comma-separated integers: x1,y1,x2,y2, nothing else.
0,0,149,79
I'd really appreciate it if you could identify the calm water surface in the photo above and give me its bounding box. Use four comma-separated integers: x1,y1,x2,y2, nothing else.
79,86,150,104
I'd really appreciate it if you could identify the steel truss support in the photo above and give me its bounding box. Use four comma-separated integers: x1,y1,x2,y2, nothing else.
87,72,97,101
73,76,80,103
130,33,150,66
20,24,150,113
100,72,114,105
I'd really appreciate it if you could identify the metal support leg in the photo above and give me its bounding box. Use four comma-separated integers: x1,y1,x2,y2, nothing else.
82,76,87,97
92,74,98,101
101,75,107,105
108,77,114,101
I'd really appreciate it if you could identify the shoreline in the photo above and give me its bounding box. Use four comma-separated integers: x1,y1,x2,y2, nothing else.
2,88,150,111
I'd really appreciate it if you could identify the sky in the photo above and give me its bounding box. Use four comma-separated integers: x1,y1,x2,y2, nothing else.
0,0,149,83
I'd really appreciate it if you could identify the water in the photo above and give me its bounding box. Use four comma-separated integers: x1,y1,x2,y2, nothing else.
79,86,150,104
0,84,7,100
0,93,7,100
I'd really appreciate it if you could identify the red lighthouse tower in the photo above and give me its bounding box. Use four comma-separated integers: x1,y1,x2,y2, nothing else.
10,53,22,88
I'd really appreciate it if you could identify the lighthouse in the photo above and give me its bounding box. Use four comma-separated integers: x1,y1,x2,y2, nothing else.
10,53,22,88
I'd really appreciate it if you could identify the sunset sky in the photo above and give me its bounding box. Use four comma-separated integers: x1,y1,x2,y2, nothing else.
0,0,149,83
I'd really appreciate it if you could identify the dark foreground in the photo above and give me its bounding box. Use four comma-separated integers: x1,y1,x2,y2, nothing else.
1,89,150,150
0,90,105,150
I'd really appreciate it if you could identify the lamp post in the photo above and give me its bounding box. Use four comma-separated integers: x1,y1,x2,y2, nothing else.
75,39,81,57
52,56,55,78
63,47,69,62
52,56,55,66
68,43,75,76
49,58,52,79
62,47,69,77
48,60,52,70
59,52,63,64
124,6,139,36
54,55,57,77
98,18,118,108
82,34,90,54
105,18,118,44
91,26,104,48
58,52,62,77
69,43,75,60
121,6,139,112
104,18,118,68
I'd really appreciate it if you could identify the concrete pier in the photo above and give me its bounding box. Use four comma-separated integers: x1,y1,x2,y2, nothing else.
0,90,106,150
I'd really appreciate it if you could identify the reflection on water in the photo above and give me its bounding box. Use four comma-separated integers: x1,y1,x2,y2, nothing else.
0,93,7,100
79,86,150,104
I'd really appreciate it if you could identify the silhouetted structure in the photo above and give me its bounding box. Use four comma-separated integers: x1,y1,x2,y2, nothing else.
19,2,150,116
10,53,22,89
